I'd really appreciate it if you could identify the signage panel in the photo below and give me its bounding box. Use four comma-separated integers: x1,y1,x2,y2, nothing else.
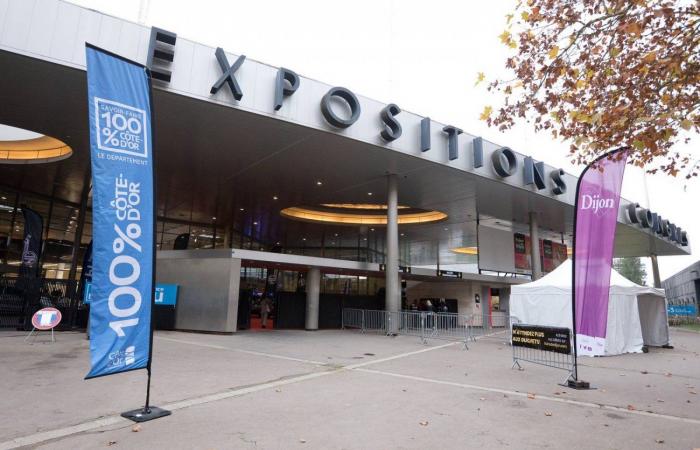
512,324,571,355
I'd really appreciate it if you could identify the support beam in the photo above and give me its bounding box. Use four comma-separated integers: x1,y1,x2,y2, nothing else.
305,267,320,330
385,174,400,313
650,254,662,288
529,211,542,280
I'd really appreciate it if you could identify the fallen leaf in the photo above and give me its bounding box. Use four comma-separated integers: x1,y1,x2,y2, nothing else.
619,374,626,377
275,389,282,393
131,424,141,433
690,391,698,395
600,389,607,393
544,412,552,416
664,372,672,377
299,439,307,444
641,370,648,374
419,421,429,426
657,399,665,403
480,397,486,401
527,393,536,400
107,442,117,447
655,439,665,444
627,405,636,411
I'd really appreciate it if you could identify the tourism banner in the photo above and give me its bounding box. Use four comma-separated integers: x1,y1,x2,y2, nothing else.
573,149,628,357
85,44,155,378
19,206,43,278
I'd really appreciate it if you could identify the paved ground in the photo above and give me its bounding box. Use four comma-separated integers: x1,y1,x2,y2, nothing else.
1,327,699,449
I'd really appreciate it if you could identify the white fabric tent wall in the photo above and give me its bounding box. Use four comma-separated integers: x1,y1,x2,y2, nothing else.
510,260,669,356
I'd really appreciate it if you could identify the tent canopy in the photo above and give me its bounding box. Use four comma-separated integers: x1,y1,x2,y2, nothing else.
510,260,669,355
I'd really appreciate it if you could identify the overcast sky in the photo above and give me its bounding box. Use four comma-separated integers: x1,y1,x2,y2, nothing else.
69,0,700,281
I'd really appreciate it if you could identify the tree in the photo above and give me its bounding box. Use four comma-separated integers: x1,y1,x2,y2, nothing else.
613,257,648,285
480,0,700,178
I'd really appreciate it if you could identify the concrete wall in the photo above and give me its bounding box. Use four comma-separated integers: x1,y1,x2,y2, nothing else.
156,251,241,333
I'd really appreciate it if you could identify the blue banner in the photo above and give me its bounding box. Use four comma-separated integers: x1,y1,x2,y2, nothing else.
85,44,154,379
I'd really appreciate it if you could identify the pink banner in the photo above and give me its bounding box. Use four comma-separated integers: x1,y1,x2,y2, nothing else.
574,149,628,356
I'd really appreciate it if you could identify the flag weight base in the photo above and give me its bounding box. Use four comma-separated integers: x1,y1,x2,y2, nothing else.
121,406,171,423
567,379,591,390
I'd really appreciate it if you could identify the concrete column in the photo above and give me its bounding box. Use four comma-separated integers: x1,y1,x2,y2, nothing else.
650,255,662,288
385,174,400,313
529,211,542,280
305,267,321,330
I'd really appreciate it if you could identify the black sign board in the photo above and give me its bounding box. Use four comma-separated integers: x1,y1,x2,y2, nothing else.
511,324,571,355
438,270,462,278
379,264,411,274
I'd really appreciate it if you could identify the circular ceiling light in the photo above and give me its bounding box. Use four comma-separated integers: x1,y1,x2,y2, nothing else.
0,125,72,164
281,203,447,226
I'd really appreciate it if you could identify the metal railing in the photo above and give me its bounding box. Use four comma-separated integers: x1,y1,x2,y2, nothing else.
0,277,84,329
342,308,470,348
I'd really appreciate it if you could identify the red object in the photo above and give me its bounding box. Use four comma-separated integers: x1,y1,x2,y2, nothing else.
31,307,62,330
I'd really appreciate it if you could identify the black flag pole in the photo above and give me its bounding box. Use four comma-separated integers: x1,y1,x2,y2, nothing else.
119,64,171,423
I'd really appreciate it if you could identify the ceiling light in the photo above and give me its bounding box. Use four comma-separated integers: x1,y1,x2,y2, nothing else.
367,192,372,196
212,216,216,220
253,221,258,225
239,208,244,211
316,181,323,186
302,238,306,241
451,247,478,255
1,196,5,200
273,196,278,200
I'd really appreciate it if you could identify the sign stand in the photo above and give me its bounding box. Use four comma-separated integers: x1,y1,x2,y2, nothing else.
24,326,55,343
121,368,171,422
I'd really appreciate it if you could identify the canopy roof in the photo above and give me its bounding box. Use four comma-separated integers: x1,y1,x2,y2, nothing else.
512,259,664,297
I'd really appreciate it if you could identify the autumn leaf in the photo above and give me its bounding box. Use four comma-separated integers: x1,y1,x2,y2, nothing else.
548,45,559,59
475,72,486,86
499,30,512,45
680,119,693,131
479,106,493,121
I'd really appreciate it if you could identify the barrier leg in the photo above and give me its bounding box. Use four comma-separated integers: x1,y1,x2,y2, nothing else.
511,359,522,370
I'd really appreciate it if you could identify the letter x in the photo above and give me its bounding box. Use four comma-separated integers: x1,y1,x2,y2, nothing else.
210,47,246,100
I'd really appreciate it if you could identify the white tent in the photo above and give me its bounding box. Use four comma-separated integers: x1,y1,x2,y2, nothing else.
510,259,669,356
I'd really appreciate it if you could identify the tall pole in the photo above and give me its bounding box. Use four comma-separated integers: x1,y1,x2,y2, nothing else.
385,174,400,314
529,211,542,280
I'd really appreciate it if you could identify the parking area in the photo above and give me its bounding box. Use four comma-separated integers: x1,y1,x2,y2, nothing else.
1,328,700,449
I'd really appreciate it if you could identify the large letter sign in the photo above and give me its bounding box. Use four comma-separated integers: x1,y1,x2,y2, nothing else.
85,45,154,378
573,148,628,358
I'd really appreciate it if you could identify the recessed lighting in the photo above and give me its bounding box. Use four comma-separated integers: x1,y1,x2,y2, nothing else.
363,238,368,241
400,233,405,236
444,227,448,231
239,208,244,211
370,228,375,231
302,238,306,241
367,192,372,196
334,233,338,237
273,196,278,200
331,241,335,245
253,221,258,226
1,196,5,200
212,216,216,220
276,242,281,245
316,181,323,186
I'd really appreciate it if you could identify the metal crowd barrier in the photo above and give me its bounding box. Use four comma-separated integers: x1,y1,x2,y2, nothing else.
510,317,574,383
342,308,470,348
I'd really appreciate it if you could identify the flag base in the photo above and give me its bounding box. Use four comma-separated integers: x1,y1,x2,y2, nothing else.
567,379,591,390
121,406,171,423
